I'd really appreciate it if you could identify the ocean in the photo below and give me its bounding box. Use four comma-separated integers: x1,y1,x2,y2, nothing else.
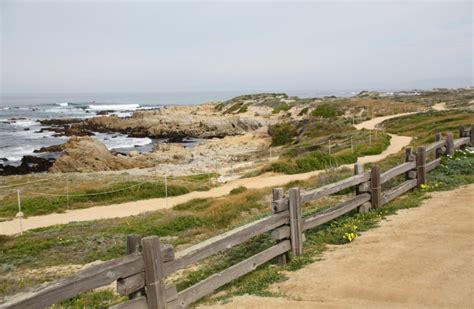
0,90,355,165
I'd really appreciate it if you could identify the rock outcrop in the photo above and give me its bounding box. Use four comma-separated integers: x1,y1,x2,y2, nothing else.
83,104,268,139
49,136,154,173
0,156,55,176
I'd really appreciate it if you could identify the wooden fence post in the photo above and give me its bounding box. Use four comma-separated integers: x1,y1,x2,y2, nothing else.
470,124,474,146
446,132,454,156
416,147,427,188
404,147,416,180
470,124,474,147
126,235,143,299
288,188,303,256
370,166,381,208
271,188,289,265
435,133,443,158
354,163,370,213
142,236,168,309
459,126,467,150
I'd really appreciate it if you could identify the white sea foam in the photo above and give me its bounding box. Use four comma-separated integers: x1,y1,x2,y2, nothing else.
95,133,152,150
0,145,38,162
56,102,69,107
88,104,140,111
11,119,38,127
110,111,133,118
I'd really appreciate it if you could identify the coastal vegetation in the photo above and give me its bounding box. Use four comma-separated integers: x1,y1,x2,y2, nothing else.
1,88,473,307
1,148,472,306
0,173,217,220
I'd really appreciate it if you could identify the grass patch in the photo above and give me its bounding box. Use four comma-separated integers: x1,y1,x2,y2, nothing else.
230,186,247,195
271,133,391,174
0,173,218,220
383,110,474,145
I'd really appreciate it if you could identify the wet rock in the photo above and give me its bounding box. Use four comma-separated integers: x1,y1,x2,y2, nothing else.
96,110,115,115
0,156,55,176
33,144,65,153
40,118,84,126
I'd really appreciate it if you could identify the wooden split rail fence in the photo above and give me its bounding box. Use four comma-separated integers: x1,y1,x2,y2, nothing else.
2,125,473,309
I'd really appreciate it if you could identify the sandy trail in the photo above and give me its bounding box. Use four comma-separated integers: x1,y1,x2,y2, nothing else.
432,102,447,111
0,113,414,235
206,184,474,309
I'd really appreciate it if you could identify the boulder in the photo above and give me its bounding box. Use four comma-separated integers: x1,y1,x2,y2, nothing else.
49,136,154,173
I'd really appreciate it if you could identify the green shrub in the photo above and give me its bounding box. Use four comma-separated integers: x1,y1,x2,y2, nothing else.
268,123,297,146
272,103,291,114
230,186,248,195
271,151,356,174
312,104,341,118
298,107,309,116
238,105,248,113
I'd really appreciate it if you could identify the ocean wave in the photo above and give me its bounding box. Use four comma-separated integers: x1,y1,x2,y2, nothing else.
56,102,69,107
88,104,140,111
0,145,38,162
95,133,152,150
11,119,38,127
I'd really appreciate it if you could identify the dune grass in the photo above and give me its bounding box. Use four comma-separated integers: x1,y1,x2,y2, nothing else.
270,133,391,174
0,173,218,220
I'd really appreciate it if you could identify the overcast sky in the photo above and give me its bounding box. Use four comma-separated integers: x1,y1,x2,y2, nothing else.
1,1,472,94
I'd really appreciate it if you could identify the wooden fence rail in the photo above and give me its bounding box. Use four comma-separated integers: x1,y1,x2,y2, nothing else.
1,125,472,309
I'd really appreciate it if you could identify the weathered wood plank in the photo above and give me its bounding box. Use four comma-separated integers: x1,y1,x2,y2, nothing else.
164,211,289,276
380,161,416,184
470,124,474,146
453,137,470,149
117,244,174,297
300,172,370,203
289,188,303,256
425,158,441,172
370,166,381,208
407,170,417,179
174,241,291,308
272,199,289,212
425,139,445,154
435,133,443,158
272,188,284,202
272,187,288,265
381,179,417,205
142,237,167,309
125,235,143,299
358,202,371,214
271,225,290,240
303,194,371,231
446,133,454,156
416,146,427,188
405,147,415,162
354,163,364,195
2,254,145,309
459,125,467,137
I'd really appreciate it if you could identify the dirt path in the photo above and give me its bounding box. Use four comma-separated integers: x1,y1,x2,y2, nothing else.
0,113,415,235
206,184,474,309
432,102,447,111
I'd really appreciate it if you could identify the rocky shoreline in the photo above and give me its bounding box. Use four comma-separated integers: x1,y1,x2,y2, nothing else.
1,100,281,175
